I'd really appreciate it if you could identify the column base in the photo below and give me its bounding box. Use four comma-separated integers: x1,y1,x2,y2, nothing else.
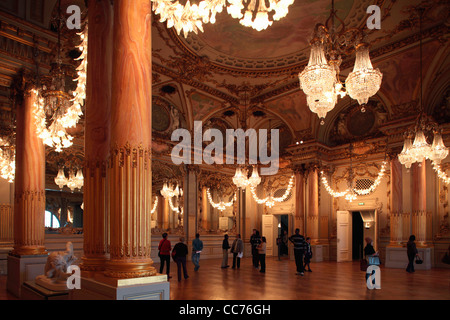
70,273,169,300
80,255,108,272
104,259,157,278
7,253,48,298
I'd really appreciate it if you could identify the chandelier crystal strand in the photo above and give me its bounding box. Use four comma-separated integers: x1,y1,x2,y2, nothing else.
345,43,383,106
60,26,87,129
409,128,431,163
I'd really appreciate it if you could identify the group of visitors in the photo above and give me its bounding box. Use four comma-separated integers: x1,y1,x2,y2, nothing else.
158,228,313,279
157,232,203,282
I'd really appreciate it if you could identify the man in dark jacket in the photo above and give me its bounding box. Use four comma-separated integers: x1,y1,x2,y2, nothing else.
289,228,306,275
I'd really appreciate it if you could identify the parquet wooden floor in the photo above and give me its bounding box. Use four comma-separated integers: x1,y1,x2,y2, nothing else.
0,256,449,300
164,256,450,300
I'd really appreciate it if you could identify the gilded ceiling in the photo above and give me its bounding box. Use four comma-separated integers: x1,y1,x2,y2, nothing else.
0,0,449,192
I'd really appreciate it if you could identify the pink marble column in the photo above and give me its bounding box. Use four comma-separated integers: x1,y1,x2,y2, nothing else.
80,0,113,273
307,166,319,242
12,88,46,256
389,158,403,246
411,160,427,245
104,0,155,278
294,168,306,235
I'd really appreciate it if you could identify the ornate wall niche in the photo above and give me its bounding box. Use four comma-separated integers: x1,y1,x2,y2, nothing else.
152,95,186,139
327,99,388,147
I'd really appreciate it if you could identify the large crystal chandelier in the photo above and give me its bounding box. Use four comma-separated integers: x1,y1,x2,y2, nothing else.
299,0,381,124
151,0,294,37
398,10,448,169
345,43,382,107
34,1,86,152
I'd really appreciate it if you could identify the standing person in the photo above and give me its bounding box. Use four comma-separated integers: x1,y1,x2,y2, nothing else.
406,235,419,273
158,233,172,279
221,234,230,268
173,237,189,281
192,233,203,271
289,228,306,276
250,229,261,268
282,230,289,256
304,237,313,272
231,234,244,269
257,236,267,273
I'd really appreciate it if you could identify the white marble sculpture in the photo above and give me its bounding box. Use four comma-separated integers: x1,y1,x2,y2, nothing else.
35,242,77,291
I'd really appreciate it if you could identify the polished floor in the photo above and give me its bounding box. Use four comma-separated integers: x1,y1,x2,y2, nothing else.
1,256,449,300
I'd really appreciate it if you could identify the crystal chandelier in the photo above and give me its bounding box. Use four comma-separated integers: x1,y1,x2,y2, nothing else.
345,43,382,107
161,182,183,199
398,10,448,169
33,1,86,152
299,0,381,124
54,167,84,192
151,0,294,37
232,166,261,189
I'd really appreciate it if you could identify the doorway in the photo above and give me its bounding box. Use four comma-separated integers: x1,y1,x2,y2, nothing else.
278,214,289,257
352,211,364,260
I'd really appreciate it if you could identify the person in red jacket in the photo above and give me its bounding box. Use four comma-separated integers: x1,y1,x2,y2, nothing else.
158,233,172,279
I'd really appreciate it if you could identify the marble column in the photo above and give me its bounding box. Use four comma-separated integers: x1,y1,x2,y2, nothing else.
201,187,209,231
389,158,403,246
307,166,319,243
293,168,306,235
80,0,113,273
411,160,430,246
104,0,155,278
12,88,46,256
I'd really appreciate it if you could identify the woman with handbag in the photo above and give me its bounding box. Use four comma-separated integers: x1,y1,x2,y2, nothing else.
231,234,243,269
406,235,419,273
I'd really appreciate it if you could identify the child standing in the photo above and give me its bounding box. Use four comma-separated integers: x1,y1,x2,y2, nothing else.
257,237,267,273
304,237,313,272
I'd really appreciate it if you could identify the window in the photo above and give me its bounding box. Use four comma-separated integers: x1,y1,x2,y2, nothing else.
355,178,375,191
45,210,60,228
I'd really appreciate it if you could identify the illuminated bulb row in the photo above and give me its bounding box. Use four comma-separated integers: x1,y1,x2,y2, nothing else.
432,161,450,185
206,188,236,211
320,171,348,197
169,196,183,215
150,196,159,214
250,175,294,207
320,162,387,200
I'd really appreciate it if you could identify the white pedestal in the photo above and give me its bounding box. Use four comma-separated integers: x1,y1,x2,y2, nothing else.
70,274,170,300
0,246,13,275
7,254,48,298
385,246,433,270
